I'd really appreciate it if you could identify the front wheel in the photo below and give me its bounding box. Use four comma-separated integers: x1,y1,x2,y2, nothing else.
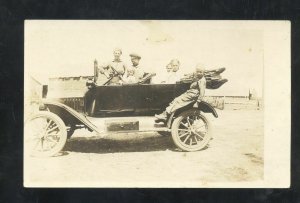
24,111,67,157
171,109,211,152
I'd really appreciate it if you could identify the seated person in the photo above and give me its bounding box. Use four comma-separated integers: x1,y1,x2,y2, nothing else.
155,64,206,121
159,63,172,84
121,67,137,84
129,53,144,82
166,63,173,72
179,67,228,89
156,59,181,84
99,48,127,85
129,53,156,84
168,59,181,83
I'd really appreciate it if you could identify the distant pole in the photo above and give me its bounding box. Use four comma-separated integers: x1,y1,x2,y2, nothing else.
248,89,252,100
94,59,98,83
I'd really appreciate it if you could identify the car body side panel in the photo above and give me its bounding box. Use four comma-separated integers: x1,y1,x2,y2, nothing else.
42,83,217,132
85,83,191,117
83,83,217,119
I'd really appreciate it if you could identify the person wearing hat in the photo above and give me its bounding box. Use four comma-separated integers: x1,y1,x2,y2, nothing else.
99,48,127,85
155,64,206,121
129,53,145,82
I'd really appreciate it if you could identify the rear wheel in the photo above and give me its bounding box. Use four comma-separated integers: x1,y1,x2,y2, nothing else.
171,109,211,152
24,111,67,157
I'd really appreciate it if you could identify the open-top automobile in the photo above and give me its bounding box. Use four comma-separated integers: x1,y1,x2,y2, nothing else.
25,67,227,157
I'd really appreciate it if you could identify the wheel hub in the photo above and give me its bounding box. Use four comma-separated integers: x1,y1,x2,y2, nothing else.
189,127,196,134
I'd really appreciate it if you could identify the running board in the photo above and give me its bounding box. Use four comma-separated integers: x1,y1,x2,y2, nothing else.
86,116,170,136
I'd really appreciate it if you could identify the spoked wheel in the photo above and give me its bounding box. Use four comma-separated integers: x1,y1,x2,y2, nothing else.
171,109,211,152
24,111,67,157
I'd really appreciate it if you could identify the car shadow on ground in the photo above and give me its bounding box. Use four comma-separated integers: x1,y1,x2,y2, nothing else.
63,134,177,154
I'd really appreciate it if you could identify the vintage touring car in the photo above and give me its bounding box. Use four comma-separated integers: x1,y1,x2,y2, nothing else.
25,68,227,157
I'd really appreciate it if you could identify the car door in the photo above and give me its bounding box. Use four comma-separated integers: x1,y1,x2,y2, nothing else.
150,84,175,114
92,85,136,116
150,83,191,115
133,83,191,116
133,84,153,115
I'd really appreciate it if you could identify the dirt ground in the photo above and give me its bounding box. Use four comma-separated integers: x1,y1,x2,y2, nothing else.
24,109,264,187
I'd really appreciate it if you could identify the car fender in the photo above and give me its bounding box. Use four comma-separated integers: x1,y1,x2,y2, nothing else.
41,99,100,134
167,101,218,128
197,101,218,118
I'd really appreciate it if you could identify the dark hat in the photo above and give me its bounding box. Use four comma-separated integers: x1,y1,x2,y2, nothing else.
129,53,141,59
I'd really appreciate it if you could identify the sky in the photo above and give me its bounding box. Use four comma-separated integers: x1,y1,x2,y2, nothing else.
25,20,264,96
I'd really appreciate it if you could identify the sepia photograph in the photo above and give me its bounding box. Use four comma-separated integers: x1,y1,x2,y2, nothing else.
24,20,290,188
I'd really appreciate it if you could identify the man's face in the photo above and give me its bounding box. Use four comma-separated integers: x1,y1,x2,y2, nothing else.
131,57,140,66
113,50,122,60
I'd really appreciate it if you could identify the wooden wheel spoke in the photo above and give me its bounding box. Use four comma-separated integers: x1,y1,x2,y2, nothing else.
46,125,59,134
178,129,189,132
45,136,58,144
47,133,60,137
194,136,199,144
44,120,53,131
178,132,189,138
189,137,193,145
180,122,189,129
183,134,191,143
194,131,206,139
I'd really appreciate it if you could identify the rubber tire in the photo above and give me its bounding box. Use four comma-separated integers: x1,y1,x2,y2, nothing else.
25,111,67,157
171,109,211,152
